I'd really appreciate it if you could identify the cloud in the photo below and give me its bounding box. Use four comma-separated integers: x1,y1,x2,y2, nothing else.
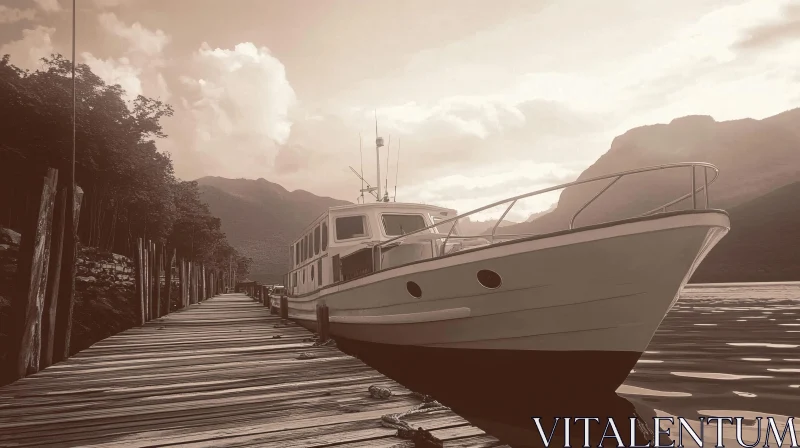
98,12,170,56
168,42,296,179
0,26,56,72
81,52,143,101
0,6,36,23
735,2,800,50
93,0,130,8
33,0,61,13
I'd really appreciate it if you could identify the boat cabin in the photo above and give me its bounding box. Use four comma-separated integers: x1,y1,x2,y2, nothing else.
287,202,458,296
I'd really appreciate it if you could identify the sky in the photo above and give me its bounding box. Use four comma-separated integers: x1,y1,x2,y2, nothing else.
1,0,799,221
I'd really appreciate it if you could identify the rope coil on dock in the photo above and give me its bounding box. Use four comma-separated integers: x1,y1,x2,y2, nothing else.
371,386,449,447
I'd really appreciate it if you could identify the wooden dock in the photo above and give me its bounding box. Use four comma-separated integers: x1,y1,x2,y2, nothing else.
0,294,506,447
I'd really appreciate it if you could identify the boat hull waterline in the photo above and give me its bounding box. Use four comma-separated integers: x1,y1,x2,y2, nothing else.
289,210,730,400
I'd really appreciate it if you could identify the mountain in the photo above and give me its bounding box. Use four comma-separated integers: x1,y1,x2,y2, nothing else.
689,181,800,283
502,108,800,236
196,177,349,283
458,218,517,236
525,203,557,222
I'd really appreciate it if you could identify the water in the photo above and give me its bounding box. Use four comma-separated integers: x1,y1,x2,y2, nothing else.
626,283,800,419
391,283,800,447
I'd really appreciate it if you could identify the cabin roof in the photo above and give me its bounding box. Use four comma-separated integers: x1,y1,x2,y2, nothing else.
328,202,454,213
293,202,457,242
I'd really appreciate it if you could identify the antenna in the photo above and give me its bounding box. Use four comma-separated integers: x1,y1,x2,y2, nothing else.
393,137,400,202
349,166,378,199
374,110,382,202
385,135,390,201
358,134,364,204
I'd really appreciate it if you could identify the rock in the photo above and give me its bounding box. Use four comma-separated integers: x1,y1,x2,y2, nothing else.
77,276,97,283
0,244,11,252
0,228,21,246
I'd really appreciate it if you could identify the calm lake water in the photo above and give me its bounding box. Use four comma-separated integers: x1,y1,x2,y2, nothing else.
425,282,800,447
614,282,800,444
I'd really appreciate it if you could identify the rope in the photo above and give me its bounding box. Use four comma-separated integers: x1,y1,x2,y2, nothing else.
369,385,392,399
371,386,449,447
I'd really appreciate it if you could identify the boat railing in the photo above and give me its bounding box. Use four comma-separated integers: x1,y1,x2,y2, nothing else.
373,162,719,270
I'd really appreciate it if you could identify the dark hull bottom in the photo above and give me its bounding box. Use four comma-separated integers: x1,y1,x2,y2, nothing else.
296,324,655,447
331,335,641,408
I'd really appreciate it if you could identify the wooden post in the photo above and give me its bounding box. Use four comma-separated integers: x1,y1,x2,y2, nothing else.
280,295,288,320
135,238,144,325
164,248,172,315
145,240,151,322
53,183,84,363
153,243,162,318
202,264,207,301
41,186,66,369
317,303,329,343
180,259,186,308
7,168,58,381
149,240,155,319
182,260,187,307
191,261,196,305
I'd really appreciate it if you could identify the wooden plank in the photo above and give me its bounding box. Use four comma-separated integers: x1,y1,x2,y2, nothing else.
0,294,495,447
6,168,58,382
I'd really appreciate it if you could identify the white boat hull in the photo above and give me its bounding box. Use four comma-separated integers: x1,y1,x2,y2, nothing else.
288,210,729,401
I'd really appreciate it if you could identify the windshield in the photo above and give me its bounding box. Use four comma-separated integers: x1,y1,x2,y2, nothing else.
432,216,459,235
382,214,427,236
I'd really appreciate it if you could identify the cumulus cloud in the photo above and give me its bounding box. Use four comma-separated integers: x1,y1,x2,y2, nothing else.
81,53,143,101
90,12,172,106
0,26,56,71
179,42,296,166
98,12,170,56
33,0,61,13
0,5,36,23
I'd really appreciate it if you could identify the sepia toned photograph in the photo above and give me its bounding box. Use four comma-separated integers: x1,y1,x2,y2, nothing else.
0,0,798,447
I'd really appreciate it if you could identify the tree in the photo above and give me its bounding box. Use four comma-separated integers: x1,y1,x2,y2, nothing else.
0,53,244,266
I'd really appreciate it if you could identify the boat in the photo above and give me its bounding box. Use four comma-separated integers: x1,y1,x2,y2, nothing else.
283,137,729,411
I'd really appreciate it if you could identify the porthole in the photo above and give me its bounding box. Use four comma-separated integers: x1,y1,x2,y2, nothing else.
406,281,422,298
477,269,502,289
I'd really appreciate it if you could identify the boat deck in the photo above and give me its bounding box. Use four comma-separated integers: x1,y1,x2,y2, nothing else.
0,294,506,447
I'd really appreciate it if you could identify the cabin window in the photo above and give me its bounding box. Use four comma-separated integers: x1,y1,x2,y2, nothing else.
307,233,312,259
317,258,322,286
304,235,309,261
321,222,329,250
311,265,315,282
314,225,321,255
382,214,427,236
303,268,306,284
293,272,297,287
332,254,340,282
335,215,368,240
295,243,299,265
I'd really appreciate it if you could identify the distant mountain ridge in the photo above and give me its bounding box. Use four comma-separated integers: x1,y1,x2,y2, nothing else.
689,181,800,283
502,108,800,236
196,176,349,283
